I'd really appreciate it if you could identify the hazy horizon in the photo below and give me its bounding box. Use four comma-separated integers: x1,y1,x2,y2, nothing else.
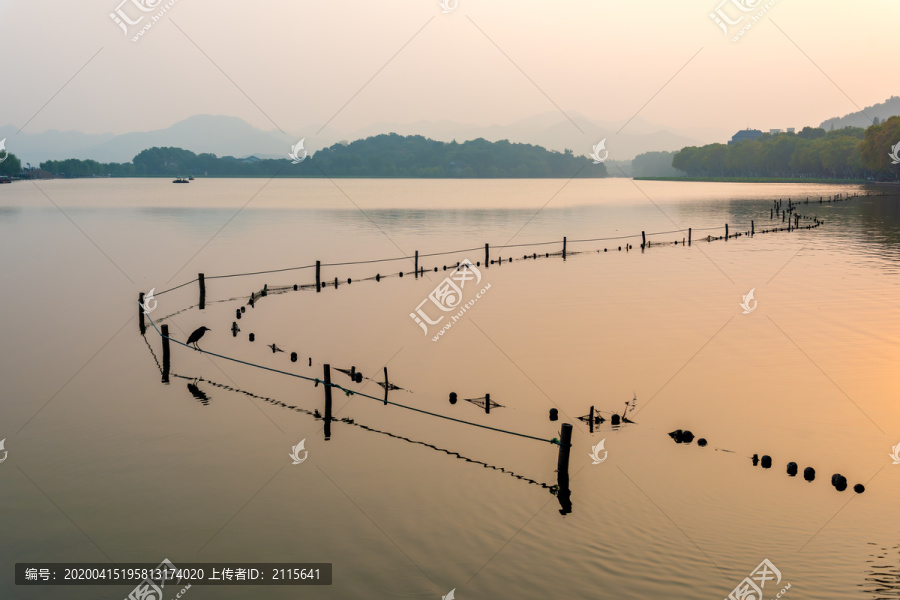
2,0,898,163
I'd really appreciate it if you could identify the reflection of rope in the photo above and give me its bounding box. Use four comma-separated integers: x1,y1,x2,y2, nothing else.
166,372,553,489
145,313,556,445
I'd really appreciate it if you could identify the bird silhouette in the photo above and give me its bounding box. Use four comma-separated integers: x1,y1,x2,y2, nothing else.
186,326,210,350
269,343,284,353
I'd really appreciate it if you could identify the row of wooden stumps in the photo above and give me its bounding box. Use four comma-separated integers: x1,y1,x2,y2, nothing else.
752,453,865,493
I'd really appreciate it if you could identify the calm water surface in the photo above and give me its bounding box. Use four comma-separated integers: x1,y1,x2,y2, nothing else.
1,178,899,599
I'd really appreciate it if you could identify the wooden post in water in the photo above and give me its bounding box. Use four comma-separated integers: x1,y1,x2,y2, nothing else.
562,237,567,260
198,273,206,310
751,220,754,235
323,363,333,440
138,293,146,335
589,405,594,434
642,231,646,249
688,228,692,246
485,243,490,267
725,224,729,240
161,324,170,384
485,393,491,414
557,423,573,488
415,251,419,278
316,261,321,293
383,366,389,405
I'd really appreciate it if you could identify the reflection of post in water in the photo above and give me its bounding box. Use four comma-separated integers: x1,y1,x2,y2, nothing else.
161,324,170,384
186,379,210,405
556,423,573,515
323,363,333,441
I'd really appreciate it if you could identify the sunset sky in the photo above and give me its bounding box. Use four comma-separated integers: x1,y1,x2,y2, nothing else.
1,0,896,143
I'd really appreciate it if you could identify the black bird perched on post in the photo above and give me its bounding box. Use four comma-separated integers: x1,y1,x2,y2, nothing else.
269,343,284,353
186,326,210,350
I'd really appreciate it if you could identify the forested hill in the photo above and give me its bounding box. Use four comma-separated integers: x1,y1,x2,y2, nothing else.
671,118,900,180
38,134,607,178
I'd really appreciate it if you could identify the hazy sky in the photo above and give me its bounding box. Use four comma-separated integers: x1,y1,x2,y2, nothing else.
1,0,897,144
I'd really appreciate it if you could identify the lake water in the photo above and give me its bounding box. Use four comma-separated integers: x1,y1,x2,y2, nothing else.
1,178,899,599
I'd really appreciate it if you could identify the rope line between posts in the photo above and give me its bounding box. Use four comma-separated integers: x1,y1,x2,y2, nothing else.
145,313,557,446
153,211,836,295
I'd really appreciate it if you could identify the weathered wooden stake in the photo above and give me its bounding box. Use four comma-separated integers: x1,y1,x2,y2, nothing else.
415,251,419,278
485,393,491,415
485,243,490,267
383,366,389,405
688,228,692,246
323,363,333,440
557,423,573,488
589,405,594,434
316,261,321,293
642,231,646,249
751,220,754,235
161,324,170,383
198,273,206,310
139,293,146,335
562,237,567,260
725,224,729,240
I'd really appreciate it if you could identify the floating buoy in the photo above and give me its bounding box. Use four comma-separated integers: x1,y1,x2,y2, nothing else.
697,438,707,447
549,408,558,421
804,467,815,481
348,278,352,284
399,271,403,277
611,414,621,425
854,483,865,494
618,246,622,251
249,333,255,342
240,306,246,313
761,455,772,469
354,372,363,383
831,474,848,492
236,310,241,320
293,284,298,291
290,352,297,362
376,274,381,281
449,392,458,405
787,462,798,476
604,248,607,252
752,453,759,466
681,430,694,444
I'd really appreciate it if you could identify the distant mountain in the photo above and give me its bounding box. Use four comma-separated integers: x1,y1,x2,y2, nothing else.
820,96,900,130
0,115,291,166
1,112,699,166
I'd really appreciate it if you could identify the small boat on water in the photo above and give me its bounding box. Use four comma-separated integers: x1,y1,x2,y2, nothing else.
173,177,189,183
0,176,11,184
188,175,194,180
